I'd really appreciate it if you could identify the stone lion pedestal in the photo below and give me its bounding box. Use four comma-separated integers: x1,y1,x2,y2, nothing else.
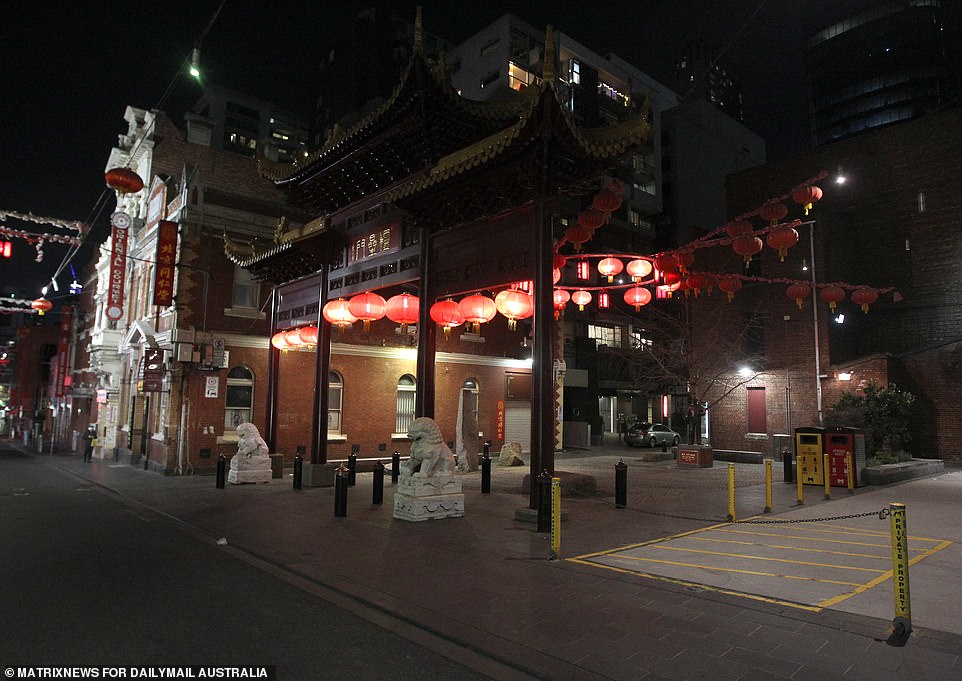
393,416,464,522
227,422,273,484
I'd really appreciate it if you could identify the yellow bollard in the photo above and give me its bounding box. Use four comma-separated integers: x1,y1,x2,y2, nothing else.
764,458,773,513
727,463,736,522
550,477,561,560
823,451,831,499
796,458,804,505
846,452,855,494
889,502,912,636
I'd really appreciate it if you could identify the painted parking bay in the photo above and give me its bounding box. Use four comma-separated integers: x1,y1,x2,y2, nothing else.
571,517,951,611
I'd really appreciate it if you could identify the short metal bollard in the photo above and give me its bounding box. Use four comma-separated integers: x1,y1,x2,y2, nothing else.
373,460,385,505
348,453,357,486
481,441,491,494
782,448,794,483
334,464,349,517
293,453,303,490
615,458,628,508
536,470,552,533
215,454,226,489
392,450,400,484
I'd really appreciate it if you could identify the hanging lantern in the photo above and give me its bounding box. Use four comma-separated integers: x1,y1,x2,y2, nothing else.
718,276,743,302
577,207,605,231
31,297,53,316
494,289,534,330
725,220,754,238
570,289,592,311
759,200,788,225
552,289,570,319
819,285,846,313
348,291,387,331
625,258,652,281
385,293,420,333
297,325,319,346
565,223,593,252
322,298,357,329
459,293,497,333
732,235,764,267
270,331,292,350
850,287,879,313
597,257,623,283
654,253,677,273
662,270,682,288
623,286,652,311
429,299,464,338
685,273,711,297
766,225,799,261
791,184,823,215
284,328,304,349
597,290,610,309
553,252,567,270
104,167,144,195
676,250,695,274
786,283,811,309
592,190,622,220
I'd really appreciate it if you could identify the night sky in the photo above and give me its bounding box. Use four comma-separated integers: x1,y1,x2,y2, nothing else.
2,1,811,300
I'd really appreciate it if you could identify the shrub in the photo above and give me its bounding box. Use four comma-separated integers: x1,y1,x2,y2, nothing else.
829,381,914,455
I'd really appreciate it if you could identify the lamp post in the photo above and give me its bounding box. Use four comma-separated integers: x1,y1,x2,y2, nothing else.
808,222,824,426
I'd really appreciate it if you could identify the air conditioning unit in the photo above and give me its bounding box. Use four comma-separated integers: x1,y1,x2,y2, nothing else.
175,343,195,362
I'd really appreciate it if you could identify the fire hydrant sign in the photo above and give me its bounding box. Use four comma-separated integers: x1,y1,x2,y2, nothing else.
205,376,219,398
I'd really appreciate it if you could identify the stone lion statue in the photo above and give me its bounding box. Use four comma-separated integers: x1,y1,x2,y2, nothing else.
235,422,269,459
400,417,456,478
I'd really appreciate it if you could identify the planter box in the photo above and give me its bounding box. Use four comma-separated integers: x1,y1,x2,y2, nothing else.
862,458,944,485
677,445,713,468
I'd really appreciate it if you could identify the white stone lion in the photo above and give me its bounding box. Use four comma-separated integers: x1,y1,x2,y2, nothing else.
401,417,457,478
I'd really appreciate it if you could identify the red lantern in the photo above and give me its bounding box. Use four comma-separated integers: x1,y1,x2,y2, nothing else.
626,258,652,281
685,273,711,297
571,290,592,311
725,220,753,238
385,293,420,333
297,325,319,346
786,283,811,309
654,253,677,273
732,235,764,267
284,328,303,348
662,270,682,287
718,276,742,302
105,167,144,195
592,190,622,219
552,267,561,284
31,297,53,316
552,252,567,270
819,285,846,313
791,184,823,215
759,200,788,225
271,331,292,350
766,225,799,261
565,224,593,252
494,289,533,330
323,298,357,329
459,293,497,333
597,257,623,282
552,289,570,319
676,250,695,273
430,299,464,338
850,287,879,313
623,286,651,311
577,207,605,231
348,291,387,331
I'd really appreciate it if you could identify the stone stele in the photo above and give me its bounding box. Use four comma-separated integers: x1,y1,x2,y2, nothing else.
393,417,464,521
228,422,272,484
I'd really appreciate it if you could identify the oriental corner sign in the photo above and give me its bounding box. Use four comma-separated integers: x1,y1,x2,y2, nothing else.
106,211,130,321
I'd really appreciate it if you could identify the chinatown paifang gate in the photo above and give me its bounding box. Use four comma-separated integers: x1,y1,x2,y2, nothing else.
227,18,648,506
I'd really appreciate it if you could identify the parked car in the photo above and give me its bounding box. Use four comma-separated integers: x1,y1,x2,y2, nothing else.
625,423,680,448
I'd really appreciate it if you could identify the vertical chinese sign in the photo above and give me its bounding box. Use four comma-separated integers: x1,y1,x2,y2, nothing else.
55,306,73,398
106,211,130,321
152,220,178,307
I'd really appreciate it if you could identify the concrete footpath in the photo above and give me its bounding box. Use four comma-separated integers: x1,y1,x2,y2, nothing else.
25,440,962,681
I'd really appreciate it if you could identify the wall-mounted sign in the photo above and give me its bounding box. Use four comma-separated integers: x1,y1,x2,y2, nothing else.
347,222,400,265
142,348,165,392
205,376,219,398
496,399,505,440
55,306,72,398
152,220,178,307
106,211,130,321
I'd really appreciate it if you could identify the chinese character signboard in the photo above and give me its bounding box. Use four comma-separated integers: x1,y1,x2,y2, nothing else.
347,222,400,265
55,306,72,398
496,400,505,440
152,220,178,307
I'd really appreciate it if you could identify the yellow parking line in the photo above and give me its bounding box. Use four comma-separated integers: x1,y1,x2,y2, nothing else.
687,535,889,560
718,527,918,550
608,554,864,586
649,544,887,573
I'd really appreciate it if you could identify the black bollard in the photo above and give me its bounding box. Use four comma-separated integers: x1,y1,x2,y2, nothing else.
615,458,628,508
215,454,226,489
481,441,491,494
347,453,357,486
392,450,400,484
536,470,552,533
373,460,385,505
293,453,303,490
782,449,794,483
334,465,348,517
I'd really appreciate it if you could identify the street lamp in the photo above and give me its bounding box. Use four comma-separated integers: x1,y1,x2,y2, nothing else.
808,221,824,426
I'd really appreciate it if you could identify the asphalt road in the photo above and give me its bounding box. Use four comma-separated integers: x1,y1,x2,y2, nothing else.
0,444,499,680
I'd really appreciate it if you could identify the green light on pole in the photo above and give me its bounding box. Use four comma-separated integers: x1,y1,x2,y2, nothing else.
189,47,201,79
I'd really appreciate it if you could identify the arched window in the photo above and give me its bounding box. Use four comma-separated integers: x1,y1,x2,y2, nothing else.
395,374,416,434
463,377,480,422
328,371,343,435
225,366,254,429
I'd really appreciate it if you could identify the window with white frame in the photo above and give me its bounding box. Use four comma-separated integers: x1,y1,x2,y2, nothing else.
231,265,259,309
328,370,343,435
395,374,416,434
224,366,254,429
588,324,623,348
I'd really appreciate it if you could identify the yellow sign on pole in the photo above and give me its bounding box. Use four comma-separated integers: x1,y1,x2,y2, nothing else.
764,458,773,513
550,477,561,560
889,502,912,634
727,463,736,522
